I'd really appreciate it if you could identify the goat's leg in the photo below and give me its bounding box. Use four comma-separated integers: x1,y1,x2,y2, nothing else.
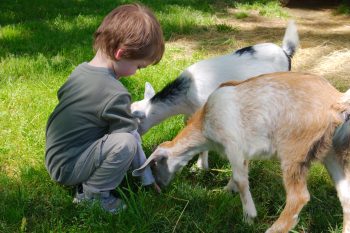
184,114,210,171
224,175,239,193
324,152,350,233
196,151,209,170
225,160,249,193
266,162,310,233
227,155,256,223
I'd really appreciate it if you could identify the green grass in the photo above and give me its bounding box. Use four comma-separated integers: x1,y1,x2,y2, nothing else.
0,0,345,232
336,1,350,15
233,0,289,18
234,11,249,19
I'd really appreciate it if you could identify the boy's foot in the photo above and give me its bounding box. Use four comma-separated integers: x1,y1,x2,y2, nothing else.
73,186,127,214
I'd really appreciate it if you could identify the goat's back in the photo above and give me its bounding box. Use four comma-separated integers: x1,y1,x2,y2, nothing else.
186,43,290,107
203,72,343,160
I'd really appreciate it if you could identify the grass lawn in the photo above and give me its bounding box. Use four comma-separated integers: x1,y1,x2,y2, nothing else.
0,0,347,232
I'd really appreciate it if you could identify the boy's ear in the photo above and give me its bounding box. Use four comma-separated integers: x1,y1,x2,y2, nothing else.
114,49,124,60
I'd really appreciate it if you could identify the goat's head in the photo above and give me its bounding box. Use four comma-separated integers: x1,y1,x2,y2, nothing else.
132,143,187,187
131,82,156,135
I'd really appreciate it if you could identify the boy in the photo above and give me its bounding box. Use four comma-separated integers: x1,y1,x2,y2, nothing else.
45,3,164,213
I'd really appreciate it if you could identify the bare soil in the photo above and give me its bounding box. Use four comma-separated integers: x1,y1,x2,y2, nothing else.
168,4,350,91
287,7,350,91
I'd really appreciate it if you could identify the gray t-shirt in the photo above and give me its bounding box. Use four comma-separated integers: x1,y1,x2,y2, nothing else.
45,62,137,182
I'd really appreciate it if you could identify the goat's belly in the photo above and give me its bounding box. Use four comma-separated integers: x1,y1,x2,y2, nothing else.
248,151,277,160
245,142,276,160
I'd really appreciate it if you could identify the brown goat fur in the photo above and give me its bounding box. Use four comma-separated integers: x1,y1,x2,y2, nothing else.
134,72,350,232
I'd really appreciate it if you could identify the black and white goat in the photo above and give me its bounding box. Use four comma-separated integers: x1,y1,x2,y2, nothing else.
133,72,350,233
131,21,299,169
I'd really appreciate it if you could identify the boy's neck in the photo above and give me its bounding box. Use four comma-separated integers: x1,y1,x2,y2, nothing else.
89,50,113,69
89,50,119,79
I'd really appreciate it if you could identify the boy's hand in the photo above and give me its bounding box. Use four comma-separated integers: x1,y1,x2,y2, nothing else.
153,182,162,194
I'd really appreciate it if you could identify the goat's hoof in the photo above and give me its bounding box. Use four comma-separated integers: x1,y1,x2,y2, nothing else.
190,165,200,173
243,213,255,225
196,165,209,171
265,227,280,233
195,160,209,171
265,224,292,233
190,164,208,173
223,185,231,192
223,183,239,193
223,185,237,193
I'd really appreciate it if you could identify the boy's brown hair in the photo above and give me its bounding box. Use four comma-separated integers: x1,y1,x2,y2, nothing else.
93,3,164,65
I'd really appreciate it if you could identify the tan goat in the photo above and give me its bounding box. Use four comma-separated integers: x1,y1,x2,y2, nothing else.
133,72,350,233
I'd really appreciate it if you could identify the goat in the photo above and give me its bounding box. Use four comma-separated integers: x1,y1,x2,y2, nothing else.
131,21,299,170
133,72,350,233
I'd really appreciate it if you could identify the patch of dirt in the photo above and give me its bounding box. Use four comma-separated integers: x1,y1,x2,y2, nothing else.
168,5,350,91
287,7,350,91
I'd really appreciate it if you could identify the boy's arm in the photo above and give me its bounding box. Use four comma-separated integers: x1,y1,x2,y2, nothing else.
131,130,161,193
133,145,155,186
101,92,138,133
130,130,155,185
101,93,160,192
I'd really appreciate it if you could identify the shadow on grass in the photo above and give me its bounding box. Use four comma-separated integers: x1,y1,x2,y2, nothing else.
0,166,76,232
0,0,288,25
1,0,349,62
0,0,219,58
0,0,285,58
287,0,342,9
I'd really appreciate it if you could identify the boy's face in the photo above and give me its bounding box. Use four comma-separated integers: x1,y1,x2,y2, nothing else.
112,58,151,78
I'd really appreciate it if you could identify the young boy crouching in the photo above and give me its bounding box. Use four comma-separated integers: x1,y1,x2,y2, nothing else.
45,3,164,213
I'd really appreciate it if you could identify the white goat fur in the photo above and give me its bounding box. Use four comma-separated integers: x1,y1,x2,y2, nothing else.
131,21,299,169
133,72,350,233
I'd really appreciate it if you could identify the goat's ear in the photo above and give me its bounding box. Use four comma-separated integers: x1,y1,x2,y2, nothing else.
145,82,155,99
132,148,170,177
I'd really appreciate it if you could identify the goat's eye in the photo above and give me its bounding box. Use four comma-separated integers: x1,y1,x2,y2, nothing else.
132,110,146,119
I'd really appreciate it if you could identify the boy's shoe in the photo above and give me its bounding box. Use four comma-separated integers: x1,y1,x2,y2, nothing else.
99,192,127,214
73,186,127,214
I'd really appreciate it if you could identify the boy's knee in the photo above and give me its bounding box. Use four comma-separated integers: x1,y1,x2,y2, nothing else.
107,133,138,161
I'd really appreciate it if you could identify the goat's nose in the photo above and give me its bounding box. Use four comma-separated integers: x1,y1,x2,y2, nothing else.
132,110,146,119
138,127,148,136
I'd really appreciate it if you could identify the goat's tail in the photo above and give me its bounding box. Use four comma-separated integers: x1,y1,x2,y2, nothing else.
282,20,299,58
